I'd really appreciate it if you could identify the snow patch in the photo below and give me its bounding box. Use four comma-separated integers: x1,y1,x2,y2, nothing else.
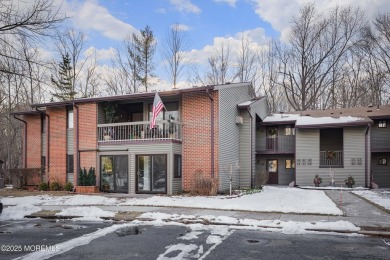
352,190,390,210
0,203,41,220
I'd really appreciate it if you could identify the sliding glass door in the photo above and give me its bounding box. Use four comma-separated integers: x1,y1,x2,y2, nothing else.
101,155,128,193
136,155,167,193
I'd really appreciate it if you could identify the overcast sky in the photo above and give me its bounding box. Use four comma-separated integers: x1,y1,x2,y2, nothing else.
49,0,390,90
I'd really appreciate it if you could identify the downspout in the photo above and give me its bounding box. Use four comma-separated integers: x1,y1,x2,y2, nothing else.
206,89,215,178
35,108,50,172
13,115,27,168
74,103,79,186
365,124,370,188
247,107,253,188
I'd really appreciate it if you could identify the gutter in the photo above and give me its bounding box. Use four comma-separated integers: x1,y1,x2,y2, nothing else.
206,89,215,178
365,124,370,188
74,103,79,186
35,108,50,171
12,115,27,168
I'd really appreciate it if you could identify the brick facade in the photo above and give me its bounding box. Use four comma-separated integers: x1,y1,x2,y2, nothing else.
181,90,219,191
48,107,67,184
25,114,42,168
75,103,98,185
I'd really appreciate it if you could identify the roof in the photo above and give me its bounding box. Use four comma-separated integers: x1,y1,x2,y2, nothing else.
292,104,390,119
237,96,266,109
263,113,372,128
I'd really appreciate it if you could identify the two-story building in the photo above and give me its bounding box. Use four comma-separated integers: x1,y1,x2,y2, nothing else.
14,83,268,194
256,105,390,188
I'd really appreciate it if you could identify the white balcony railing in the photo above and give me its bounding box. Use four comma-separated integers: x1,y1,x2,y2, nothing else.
320,150,343,167
98,120,182,143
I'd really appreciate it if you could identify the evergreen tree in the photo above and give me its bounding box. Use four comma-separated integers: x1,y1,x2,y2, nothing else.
51,53,77,101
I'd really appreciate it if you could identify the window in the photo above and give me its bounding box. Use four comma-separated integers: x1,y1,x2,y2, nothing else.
378,158,387,165
285,159,295,169
66,155,74,173
101,155,128,192
378,120,387,128
285,125,295,136
67,110,74,129
41,156,46,171
174,155,182,178
149,102,179,122
41,115,46,133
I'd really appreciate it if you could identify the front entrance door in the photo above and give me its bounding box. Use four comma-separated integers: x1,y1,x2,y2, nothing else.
101,155,129,193
267,159,278,184
136,155,167,193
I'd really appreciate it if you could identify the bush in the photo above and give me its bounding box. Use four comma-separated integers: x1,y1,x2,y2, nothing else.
78,167,96,186
64,181,74,191
254,170,269,188
38,182,49,191
50,181,62,191
190,170,218,196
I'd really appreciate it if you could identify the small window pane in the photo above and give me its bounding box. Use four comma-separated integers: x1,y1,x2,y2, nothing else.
174,155,182,178
378,120,387,128
68,110,74,129
378,158,387,165
67,155,74,173
286,159,295,169
285,125,295,136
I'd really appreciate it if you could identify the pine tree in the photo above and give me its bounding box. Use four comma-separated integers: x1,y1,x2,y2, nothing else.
51,53,77,101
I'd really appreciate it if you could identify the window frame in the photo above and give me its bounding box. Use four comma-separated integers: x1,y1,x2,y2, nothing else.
285,159,295,169
174,154,182,178
285,125,295,136
67,109,74,129
378,158,387,165
378,120,387,128
66,154,74,173
41,114,46,133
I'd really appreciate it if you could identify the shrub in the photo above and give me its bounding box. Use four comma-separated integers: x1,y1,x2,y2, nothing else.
38,182,49,191
313,174,323,185
50,181,62,191
64,181,74,191
254,170,269,188
78,167,96,186
345,175,355,186
190,170,218,196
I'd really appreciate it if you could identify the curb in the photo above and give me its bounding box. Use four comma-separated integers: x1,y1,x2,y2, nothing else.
25,212,390,238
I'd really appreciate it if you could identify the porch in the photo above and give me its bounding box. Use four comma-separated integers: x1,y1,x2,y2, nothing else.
319,150,343,167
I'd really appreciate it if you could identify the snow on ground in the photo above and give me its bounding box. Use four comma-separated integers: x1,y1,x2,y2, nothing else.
352,190,390,210
122,186,343,215
0,203,41,220
55,206,116,222
2,186,342,215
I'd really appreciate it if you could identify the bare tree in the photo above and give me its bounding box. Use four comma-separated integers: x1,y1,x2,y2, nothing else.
277,4,366,111
234,37,258,84
205,43,233,84
162,23,189,89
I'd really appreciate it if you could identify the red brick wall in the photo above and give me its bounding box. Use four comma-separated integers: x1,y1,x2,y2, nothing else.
75,103,98,184
25,114,42,168
181,90,219,190
48,107,67,184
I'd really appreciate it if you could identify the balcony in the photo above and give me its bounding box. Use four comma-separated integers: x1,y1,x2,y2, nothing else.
320,150,343,167
257,136,295,154
98,120,182,143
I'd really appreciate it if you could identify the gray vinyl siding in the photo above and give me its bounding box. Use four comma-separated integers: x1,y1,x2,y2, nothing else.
371,153,390,188
172,143,182,193
41,133,46,156
256,125,267,151
97,103,105,124
256,155,295,185
239,111,251,188
371,119,390,149
295,127,366,187
98,142,181,194
66,129,74,154
218,85,252,191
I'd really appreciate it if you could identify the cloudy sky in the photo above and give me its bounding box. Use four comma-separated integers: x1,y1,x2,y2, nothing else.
53,0,390,90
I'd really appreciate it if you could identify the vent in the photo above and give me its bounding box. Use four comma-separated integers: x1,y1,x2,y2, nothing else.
367,110,372,112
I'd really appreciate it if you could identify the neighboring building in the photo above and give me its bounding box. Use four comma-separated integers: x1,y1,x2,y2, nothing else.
256,105,390,188
13,83,268,194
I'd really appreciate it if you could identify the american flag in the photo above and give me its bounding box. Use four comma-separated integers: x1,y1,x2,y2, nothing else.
150,92,165,129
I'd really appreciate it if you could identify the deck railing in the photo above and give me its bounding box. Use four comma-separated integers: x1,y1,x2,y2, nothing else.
258,136,295,152
97,120,182,143
319,150,343,167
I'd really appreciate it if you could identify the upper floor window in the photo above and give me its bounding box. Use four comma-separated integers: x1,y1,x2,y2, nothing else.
67,110,74,129
285,125,295,136
378,120,387,128
378,158,387,165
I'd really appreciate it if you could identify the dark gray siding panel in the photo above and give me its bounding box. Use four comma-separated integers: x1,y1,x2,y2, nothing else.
371,153,390,188
172,143,183,193
371,119,390,149
41,133,46,156
218,85,252,191
255,154,295,185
